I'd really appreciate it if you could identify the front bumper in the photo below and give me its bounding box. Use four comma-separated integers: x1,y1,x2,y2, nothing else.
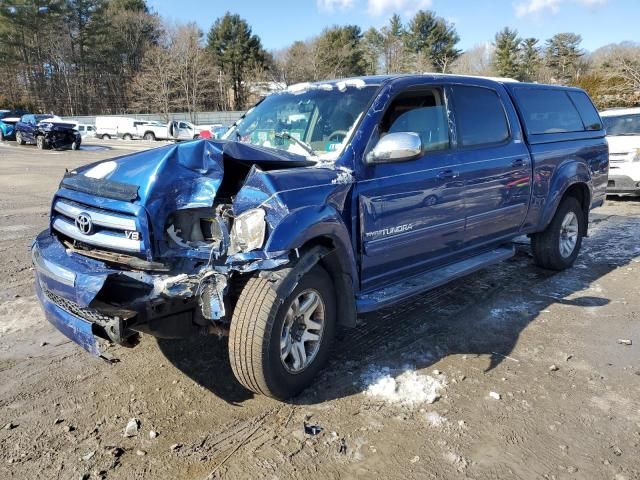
607,175,640,195
45,131,81,149
31,231,215,357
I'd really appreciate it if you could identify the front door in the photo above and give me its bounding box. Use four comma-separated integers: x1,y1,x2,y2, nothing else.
358,86,465,291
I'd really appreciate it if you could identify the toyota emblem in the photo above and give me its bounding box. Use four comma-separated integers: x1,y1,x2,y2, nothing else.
75,212,93,235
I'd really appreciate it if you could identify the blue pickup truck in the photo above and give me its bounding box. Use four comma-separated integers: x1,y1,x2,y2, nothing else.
32,75,608,399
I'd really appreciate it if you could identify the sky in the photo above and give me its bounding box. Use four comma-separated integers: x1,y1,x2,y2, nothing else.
146,0,639,53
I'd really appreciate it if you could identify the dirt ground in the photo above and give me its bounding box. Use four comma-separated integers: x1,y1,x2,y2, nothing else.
0,138,639,480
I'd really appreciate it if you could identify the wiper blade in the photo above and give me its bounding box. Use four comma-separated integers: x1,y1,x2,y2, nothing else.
274,131,315,156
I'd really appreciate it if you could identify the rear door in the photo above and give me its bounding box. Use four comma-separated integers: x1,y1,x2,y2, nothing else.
449,84,532,249
358,85,465,291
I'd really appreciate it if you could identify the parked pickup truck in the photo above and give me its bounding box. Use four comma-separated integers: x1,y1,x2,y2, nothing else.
137,120,204,141
32,75,608,399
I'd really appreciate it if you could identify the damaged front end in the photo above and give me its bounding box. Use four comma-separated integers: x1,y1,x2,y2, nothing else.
32,139,346,358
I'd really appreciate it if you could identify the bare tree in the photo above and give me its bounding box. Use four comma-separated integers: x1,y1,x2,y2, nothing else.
131,45,176,120
172,23,215,122
451,43,496,76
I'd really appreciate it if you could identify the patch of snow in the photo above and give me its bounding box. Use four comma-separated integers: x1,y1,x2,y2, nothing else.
331,169,353,185
362,366,446,407
424,411,447,427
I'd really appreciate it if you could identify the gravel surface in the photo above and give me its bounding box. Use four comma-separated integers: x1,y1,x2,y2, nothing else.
1,139,639,479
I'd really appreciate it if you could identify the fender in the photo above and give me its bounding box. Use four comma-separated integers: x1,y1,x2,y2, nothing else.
265,205,358,288
538,159,592,231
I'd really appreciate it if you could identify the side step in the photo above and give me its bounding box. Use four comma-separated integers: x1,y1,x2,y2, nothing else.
356,246,515,313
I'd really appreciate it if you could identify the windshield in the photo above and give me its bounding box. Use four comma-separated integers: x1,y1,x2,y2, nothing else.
225,82,379,160
603,114,640,136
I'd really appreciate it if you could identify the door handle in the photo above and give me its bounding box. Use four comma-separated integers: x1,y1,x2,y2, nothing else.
437,169,459,179
511,158,528,167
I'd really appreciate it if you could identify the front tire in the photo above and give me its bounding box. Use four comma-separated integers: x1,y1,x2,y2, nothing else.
122,133,133,141
143,132,155,141
36,135,46,150
0,130,4,141
101,134,111,140
531,196,585,271
229,266,336,400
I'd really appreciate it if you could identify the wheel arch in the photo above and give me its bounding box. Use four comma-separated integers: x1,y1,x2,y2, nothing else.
539,160,592,235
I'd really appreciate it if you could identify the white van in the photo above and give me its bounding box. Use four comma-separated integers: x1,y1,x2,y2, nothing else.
601,107,640,196
95,116,139,140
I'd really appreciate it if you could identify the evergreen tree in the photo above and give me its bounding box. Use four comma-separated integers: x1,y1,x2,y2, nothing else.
518,38,542,82
207,12,268,109
545,33,584,83
493,27,521,79
406,10,461,73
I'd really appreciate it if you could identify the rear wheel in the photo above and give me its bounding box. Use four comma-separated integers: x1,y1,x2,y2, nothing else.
0,130,4,141
15,131,25,145
229,265,336,399
531,196,585,271
143,132,155,141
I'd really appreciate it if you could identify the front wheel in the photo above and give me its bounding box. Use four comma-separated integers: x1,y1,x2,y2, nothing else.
229,265,336,399
531,196,585,271
143,132,155,141
122,133,133,141
36,135,46,150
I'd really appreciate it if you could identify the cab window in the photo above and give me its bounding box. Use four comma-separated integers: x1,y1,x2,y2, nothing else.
451,85,510,146
380,88,450,152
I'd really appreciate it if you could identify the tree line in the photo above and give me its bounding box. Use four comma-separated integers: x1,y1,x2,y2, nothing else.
1,1,638,119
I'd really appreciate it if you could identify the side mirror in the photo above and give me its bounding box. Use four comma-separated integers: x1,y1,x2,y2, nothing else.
366,132,422,164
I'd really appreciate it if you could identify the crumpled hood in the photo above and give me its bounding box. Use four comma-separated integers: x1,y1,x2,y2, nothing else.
71,140,315,211
63,140,325,258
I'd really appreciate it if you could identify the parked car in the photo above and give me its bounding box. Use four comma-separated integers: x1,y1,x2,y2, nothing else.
31,75,607,399
600,107,640,196
77,124,96,138
15,114,81,150
62,120,96,139
95,116,140,140
0,110,25,141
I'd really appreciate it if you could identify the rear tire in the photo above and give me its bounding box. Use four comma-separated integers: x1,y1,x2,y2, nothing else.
16,131,25,145
531,196,585,271
0,130,4,141
143,132,155,141
229,265,336,400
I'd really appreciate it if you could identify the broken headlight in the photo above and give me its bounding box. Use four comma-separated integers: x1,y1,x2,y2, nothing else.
230,208,266,253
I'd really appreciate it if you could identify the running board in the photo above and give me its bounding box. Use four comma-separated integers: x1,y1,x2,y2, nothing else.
356,246,515,313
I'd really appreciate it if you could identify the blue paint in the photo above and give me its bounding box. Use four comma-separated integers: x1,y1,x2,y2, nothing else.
31,74,608,356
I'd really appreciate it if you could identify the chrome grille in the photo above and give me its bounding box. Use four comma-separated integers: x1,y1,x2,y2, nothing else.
52,199,142,253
